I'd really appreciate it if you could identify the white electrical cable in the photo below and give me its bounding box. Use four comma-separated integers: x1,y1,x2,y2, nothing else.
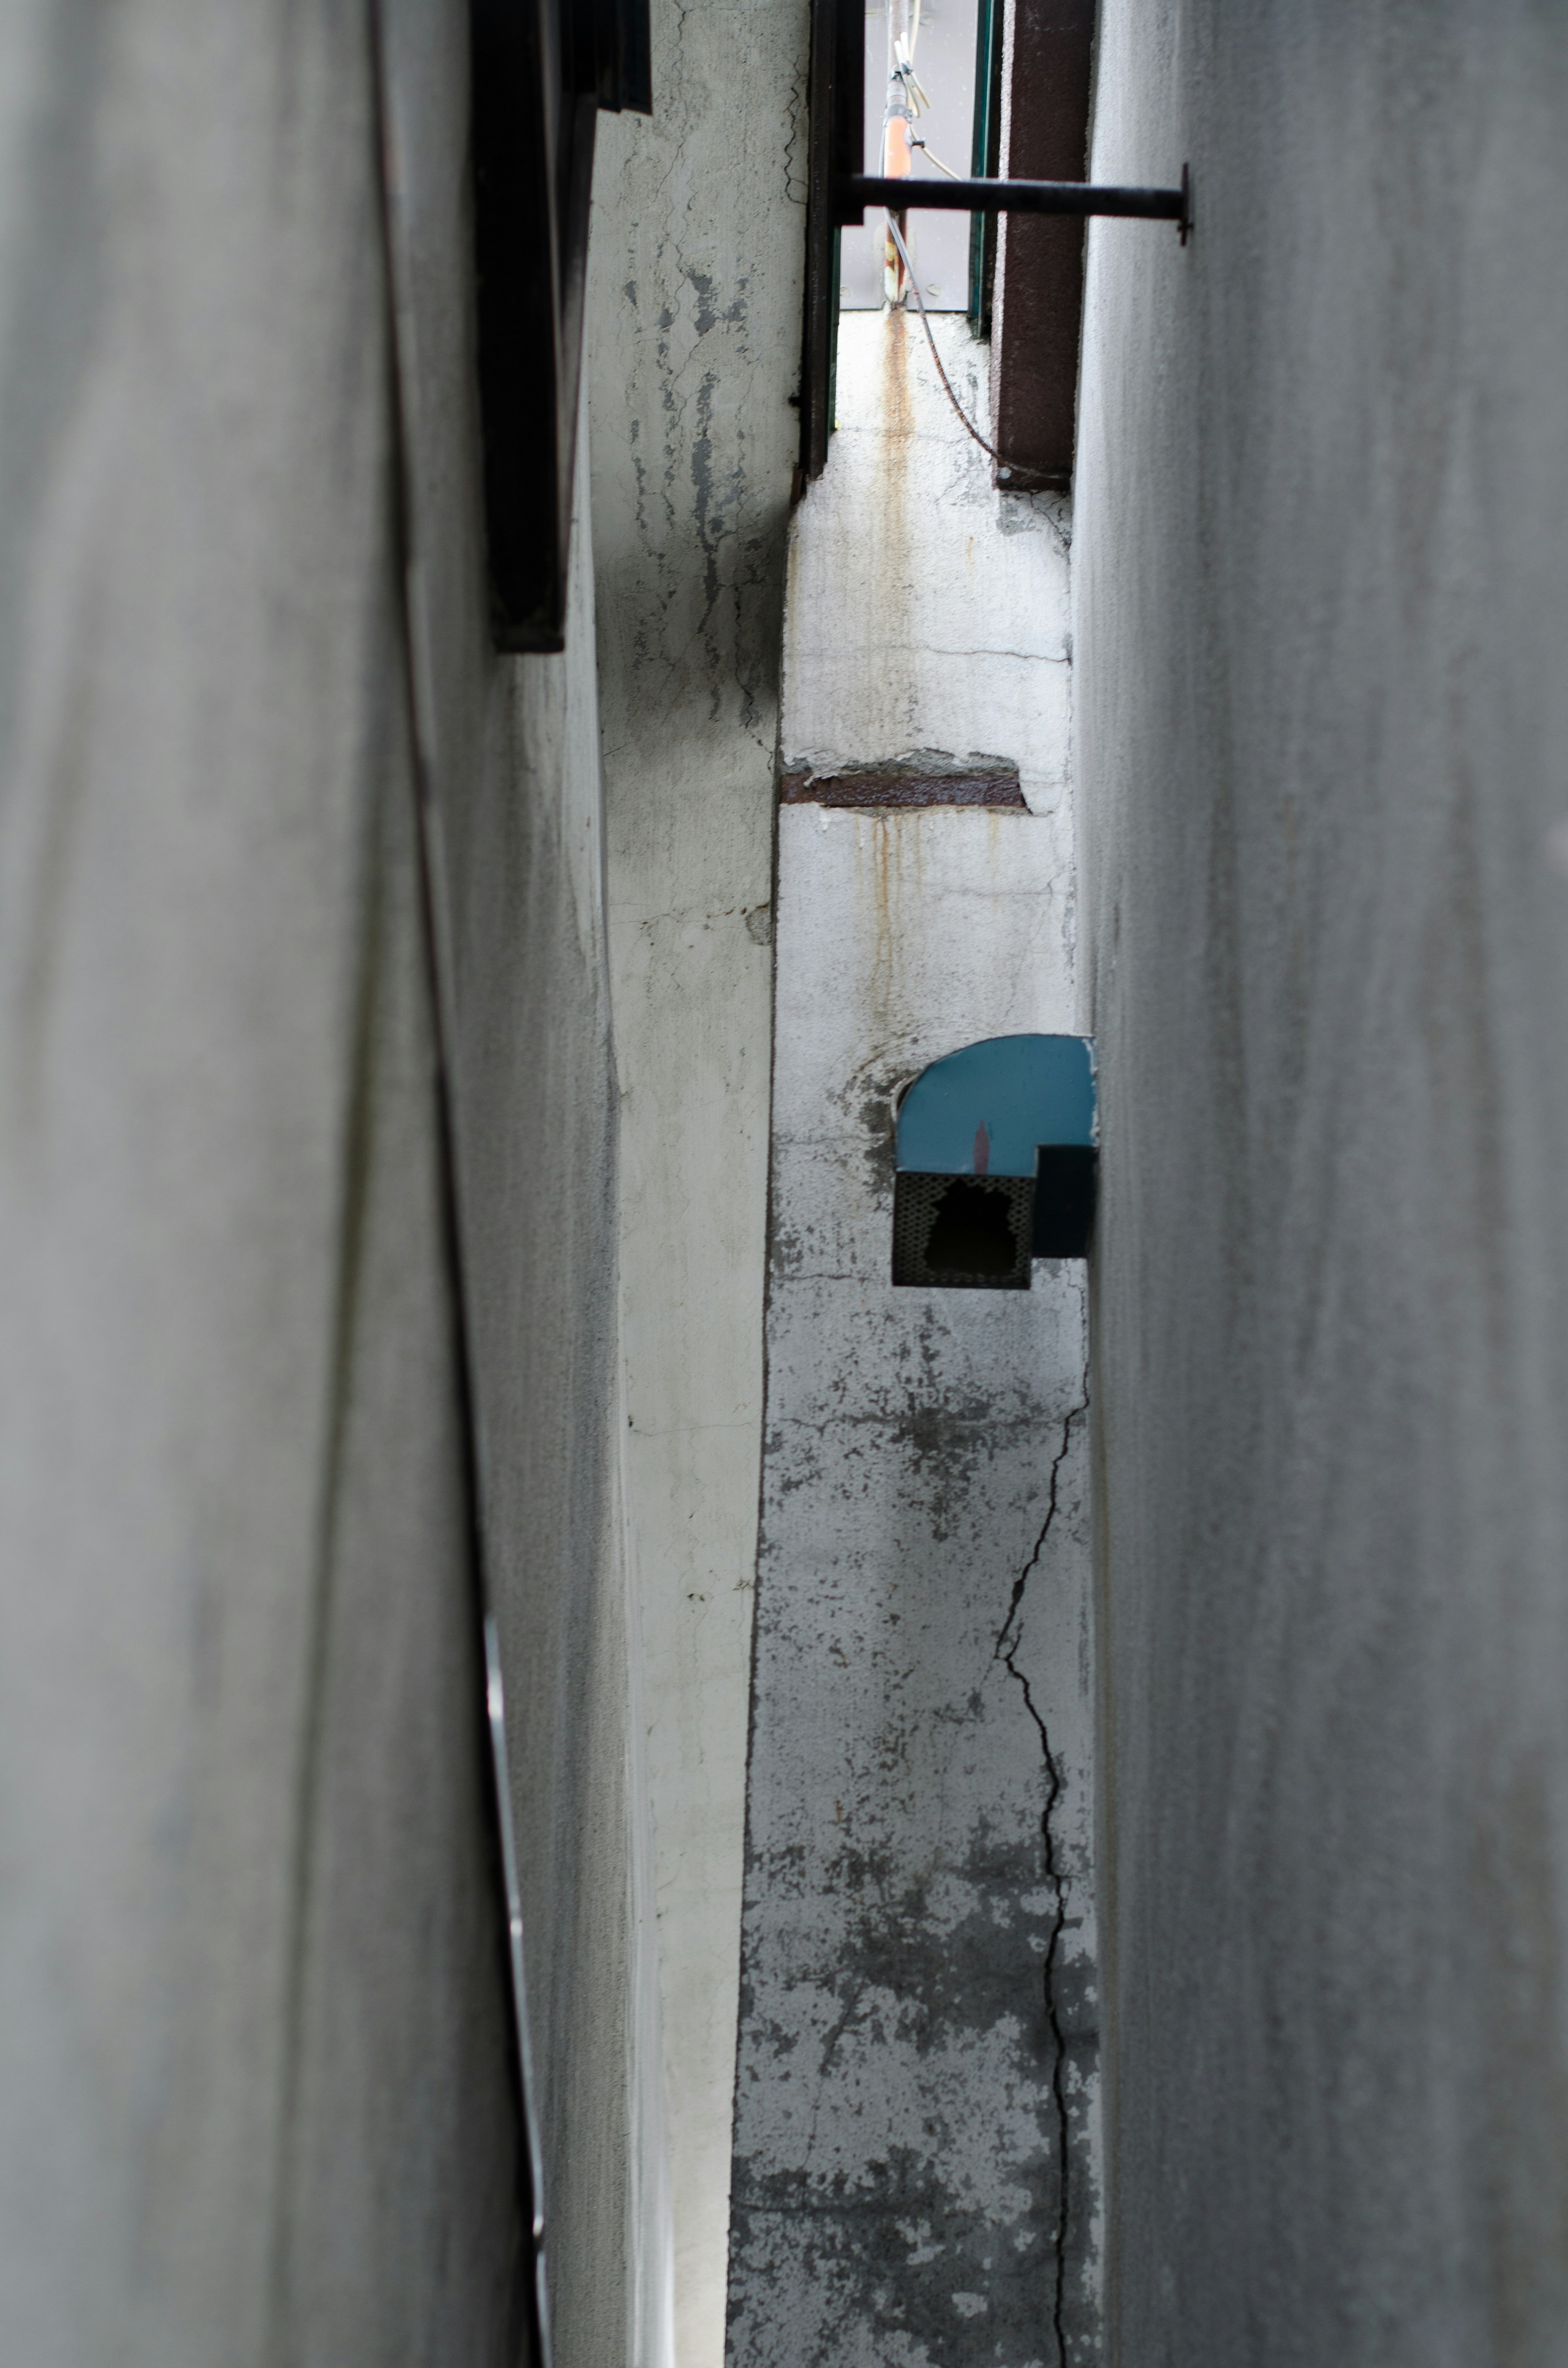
910,136,962,179
893,51,931,117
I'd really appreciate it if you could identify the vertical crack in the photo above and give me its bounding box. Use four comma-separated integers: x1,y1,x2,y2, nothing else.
994,1381,1089,2368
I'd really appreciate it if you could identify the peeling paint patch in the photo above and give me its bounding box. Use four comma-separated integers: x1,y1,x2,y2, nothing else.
780,750,1027,809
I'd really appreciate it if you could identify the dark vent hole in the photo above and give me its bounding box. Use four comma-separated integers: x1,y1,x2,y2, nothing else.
925,1180,1018,1275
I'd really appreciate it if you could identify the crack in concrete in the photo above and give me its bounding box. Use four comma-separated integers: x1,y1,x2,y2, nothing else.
992,1381,1088,2368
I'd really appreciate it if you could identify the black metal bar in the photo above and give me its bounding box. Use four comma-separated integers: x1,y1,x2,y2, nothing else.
829,0,863,194
841,172,1187,224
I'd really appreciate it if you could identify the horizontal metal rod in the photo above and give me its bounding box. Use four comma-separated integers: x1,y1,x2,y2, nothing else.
839,173,1186,224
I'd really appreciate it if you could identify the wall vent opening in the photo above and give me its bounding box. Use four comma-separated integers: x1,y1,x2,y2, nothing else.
890,1033,1097,1286
893,1172,1033,1288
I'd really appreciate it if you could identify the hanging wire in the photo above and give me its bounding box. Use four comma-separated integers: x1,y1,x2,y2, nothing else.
875,4,1038,482
909,136,962,179
891,0,928,112
884,212,1036,479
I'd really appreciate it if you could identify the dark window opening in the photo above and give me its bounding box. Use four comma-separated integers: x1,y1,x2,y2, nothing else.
469,0,652,652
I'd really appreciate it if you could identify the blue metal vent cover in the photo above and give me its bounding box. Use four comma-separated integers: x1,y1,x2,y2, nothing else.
895,1033,1096,1177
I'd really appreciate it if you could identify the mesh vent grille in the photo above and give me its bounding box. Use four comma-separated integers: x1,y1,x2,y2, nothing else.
892,1173,1034,1290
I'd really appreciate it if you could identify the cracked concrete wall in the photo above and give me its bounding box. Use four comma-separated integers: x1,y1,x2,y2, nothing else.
0,4,657,2361
1075,6,1568,2363
727,315,1100,2368
586,5,811,2364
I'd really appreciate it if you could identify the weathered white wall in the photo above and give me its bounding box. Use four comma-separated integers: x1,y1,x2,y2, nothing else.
0,5,655,2361
730,808,1099,2368
784,313,1072,826
1076,7,1568,2361
588,8,809,2361
728,314,1100,2367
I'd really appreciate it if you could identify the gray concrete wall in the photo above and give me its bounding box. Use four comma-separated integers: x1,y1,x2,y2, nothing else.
728,314,1100,2368
588,7,809,2359
1074,8,1568,2362
0,4,653,2361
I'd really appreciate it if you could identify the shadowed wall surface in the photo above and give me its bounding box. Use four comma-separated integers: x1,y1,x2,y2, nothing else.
379,4,659,2355
1075,7,1568,2362
0,4,648,2360
588,6,808,2356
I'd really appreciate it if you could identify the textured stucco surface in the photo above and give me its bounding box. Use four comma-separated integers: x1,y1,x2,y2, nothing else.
1075,7,1568,2363
588,7,810,2360
0,5,653,2361
729,307,1100,2368
729,809,1098,2368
